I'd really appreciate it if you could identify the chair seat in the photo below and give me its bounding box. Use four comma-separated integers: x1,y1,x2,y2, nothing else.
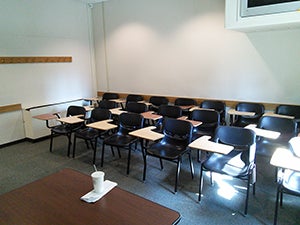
75,127,99,140
51,124,73,134
192,129,214,140
256,141,288,157
147,142,188,160
203,153,248,178
282,171,300,194
233,118,259,127
104,134,137,147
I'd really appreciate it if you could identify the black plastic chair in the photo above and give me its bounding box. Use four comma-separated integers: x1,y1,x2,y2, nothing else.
101,113,144,175
174,97,196,106
175,97,197,116
276,104,300,132
97,100,118,109
200,100,226,125
274,137,300,225
125,102,148,114
143,118,194,193
198,126,256,215
190,109,220,140
72,108,112,163
149,96,169,112
155,105,182,133
49,105,86,157
190,109,220,161
126,94,143,105
256,116,297,158
102,92,119,100
232,102,265,127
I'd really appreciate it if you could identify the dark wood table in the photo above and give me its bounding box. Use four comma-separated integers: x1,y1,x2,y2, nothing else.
0,168,181,225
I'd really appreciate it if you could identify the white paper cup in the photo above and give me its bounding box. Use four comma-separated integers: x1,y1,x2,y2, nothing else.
91,171,105,193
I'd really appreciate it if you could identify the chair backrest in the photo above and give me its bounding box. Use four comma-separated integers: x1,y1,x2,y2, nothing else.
235,102,265,118
89,108,111,123
66,106,86,117
233,102,265,126
118,113,144,135
190,109,220,126
289,136,300,158
162,118,193,146
257,116,297,143
213,125,256,164
276,105,300,119
149,96,169,107
126,94,143,103
200,100,226,124
158,105,182,118
174,98,196,106
102,92,119,100
125,102,148,114
98,100,118,109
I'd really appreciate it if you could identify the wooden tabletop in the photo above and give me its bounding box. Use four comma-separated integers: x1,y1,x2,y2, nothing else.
141,111,163,120
129,126,164,141
57,116,84,124
270,148,300,172
0,169,181,225
110,99,126,104
83,97,99,101
33,113,59,121
177,116,202,127
138,101,152,106
87,119,118,131
263,112,295,119
109,107,126,115
227,109,256,116
245,124,280,139
178,105,195,110
84,105,94,111
189,135,234,154
189,107,214,112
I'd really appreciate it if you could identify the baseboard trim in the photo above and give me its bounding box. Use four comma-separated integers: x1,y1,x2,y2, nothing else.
0,139,26,148
0,136,51,148
25,136,51,143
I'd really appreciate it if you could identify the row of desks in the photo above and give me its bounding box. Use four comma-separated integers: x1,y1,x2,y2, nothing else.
21,105,299,225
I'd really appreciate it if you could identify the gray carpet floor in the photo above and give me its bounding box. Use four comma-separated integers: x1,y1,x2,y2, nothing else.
1,136,299,225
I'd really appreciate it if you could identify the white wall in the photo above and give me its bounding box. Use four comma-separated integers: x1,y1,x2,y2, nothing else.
0,0,95,108
93,0,300,105
0,0,95,144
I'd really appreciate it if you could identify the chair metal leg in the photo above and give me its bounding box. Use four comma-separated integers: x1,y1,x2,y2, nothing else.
111,146,115,157
85,140,90,149
49,131,54,152
274,184,281,225
101,143,105,167
188,152,194,179
93,137,98,164
117,147,121,158
72,135,77,158
67,133,72,157
175,159,181,193
118,148,121,158
127,147,131,175
159,158,163,170
198,165,204,202
244,177,251,215
280,192,283,207
143,155,147,181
